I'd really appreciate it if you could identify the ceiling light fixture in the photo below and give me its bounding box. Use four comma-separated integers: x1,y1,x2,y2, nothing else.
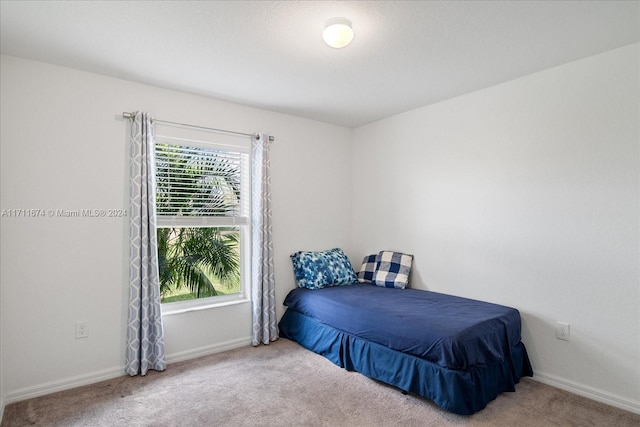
322,17,354,49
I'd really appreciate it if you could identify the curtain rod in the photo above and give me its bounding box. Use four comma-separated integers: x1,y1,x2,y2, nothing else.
122,112,274,142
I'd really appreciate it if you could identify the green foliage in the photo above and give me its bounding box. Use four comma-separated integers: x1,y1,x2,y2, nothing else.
157,227,240,300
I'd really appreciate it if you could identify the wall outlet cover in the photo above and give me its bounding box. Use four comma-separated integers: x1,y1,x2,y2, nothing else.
556,322,570,341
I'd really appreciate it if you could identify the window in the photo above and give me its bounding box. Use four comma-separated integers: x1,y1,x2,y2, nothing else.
154,131,250,308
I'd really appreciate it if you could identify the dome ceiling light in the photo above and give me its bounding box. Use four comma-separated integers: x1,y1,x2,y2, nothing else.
322,17,354,49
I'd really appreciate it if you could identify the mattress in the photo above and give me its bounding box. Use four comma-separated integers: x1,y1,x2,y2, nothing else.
282,284,524,371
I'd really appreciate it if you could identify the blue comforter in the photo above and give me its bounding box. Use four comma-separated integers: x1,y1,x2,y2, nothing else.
283,284,523,371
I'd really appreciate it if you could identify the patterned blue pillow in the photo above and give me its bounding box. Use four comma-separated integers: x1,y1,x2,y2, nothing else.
372,251,413,289
357,253,379,283
290,248,358,289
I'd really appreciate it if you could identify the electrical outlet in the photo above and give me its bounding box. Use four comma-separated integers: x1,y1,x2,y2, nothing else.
75,320,89,339
556,322,570,341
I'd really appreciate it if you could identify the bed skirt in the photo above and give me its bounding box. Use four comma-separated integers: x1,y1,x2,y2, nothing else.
279,309,533,415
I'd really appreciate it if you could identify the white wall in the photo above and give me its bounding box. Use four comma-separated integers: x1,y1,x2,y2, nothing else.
0,55,353,402
352,43,640,412
0,282,3,422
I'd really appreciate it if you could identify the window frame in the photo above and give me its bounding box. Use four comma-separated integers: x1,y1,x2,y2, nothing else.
153,131,252,315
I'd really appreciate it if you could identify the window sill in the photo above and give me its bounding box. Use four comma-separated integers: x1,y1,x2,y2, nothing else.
161,297,250,317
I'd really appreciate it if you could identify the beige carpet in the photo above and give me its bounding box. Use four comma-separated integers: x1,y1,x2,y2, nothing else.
2,338,638,427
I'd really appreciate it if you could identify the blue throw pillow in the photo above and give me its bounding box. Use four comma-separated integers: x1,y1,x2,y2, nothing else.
290,248,358,289
372,251,413,289
357,253,379,284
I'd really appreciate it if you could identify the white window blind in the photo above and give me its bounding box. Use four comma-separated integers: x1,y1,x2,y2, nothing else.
154,141,249,227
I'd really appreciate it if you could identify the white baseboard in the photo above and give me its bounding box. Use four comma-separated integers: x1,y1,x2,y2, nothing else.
3,337,252,406
165,336,252,364
532,372,640,415
1,392,5,425
4,366,125,405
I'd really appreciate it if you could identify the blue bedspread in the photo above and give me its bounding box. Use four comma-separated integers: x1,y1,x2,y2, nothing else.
283,284,523,371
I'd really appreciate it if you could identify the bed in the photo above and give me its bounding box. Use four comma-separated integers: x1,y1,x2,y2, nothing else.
278,283,533,415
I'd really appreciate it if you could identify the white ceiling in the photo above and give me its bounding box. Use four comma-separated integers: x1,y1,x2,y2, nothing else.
1,1,638,128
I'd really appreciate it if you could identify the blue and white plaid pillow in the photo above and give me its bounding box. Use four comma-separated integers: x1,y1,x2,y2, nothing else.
357,253,379,283
372,251,413,289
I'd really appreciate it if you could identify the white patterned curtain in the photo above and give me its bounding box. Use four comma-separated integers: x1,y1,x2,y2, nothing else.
125,112,166,375
251,132,278,346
